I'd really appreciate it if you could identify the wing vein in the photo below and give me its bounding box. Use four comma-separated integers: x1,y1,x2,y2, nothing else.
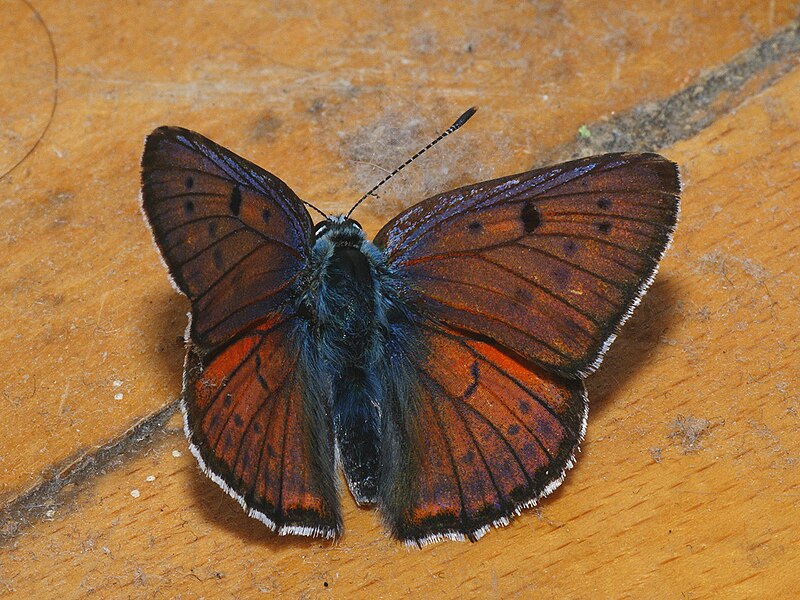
524,232,661,258
419,374,470,529
507,242,628,291
473,253,604,326
147,190,227,205
160,214,236,239
533,188,678,203
232,351,298,494
187,241,268,302
196,339,262,426
415,367,506,508
195,266,296,311
417,295,577,363
198,275,298,340
411,267,599,347
173,228,256,266
276,375,294,521
248,350,296,506
416,360,538,494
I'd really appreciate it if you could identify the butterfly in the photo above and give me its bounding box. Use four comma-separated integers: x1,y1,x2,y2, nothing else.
140,108,679,546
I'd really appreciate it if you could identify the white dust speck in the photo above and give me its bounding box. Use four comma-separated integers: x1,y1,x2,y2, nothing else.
172,450,182,458
145,475,156,482
112,380,123,387
130,489,140,498
114,392,123,400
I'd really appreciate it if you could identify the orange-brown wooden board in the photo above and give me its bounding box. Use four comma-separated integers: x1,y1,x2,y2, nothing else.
1,0,797,503
1,0,799,597
1,64,798,595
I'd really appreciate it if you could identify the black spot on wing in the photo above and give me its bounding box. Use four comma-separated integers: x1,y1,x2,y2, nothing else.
230,185,243,216
212,247,224,270
184,200,195,214
468,220,483,233
597,221,612,234
514,287,533,303
521,201,541,233
185,175,194,190
254,353,269,390
262,208,271,224
461,361,480,400
552,266,571,287
597,197,611,210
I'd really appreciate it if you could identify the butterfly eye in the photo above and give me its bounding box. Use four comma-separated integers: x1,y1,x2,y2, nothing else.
314,221,330,237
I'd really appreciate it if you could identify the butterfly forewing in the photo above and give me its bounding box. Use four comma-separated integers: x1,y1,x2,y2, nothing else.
375,153,680,377
141,126,313,350
381,321,587,545
183,316,341,537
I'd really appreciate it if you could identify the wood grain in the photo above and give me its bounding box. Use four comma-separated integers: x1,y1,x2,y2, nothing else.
1,1,799,597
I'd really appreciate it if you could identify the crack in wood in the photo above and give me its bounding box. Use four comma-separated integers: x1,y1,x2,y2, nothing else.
539,18,800,163
0,401,179,545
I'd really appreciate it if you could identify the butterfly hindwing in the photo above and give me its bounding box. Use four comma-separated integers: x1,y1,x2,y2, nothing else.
183,315,341,537
380,320,587,545
141,126,313,350
375,153,680,377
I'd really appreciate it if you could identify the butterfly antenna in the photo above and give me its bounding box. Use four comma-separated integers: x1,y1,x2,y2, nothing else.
302,199,329,219
346,106,478,218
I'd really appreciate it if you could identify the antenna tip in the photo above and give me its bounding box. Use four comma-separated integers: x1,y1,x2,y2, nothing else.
453,106,478,128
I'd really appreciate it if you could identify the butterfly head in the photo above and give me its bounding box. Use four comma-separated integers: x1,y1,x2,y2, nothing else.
314,215,365,246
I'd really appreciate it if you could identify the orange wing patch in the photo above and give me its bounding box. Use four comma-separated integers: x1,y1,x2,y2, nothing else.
183,316,341,538
386,323,587,546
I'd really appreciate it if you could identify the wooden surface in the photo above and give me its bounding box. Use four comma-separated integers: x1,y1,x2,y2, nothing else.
1,1,798,597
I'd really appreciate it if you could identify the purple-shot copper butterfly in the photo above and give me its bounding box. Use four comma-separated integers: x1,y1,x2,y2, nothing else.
141,108,679,545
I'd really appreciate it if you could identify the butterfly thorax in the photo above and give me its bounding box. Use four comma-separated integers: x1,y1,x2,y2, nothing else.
304,217,375,352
